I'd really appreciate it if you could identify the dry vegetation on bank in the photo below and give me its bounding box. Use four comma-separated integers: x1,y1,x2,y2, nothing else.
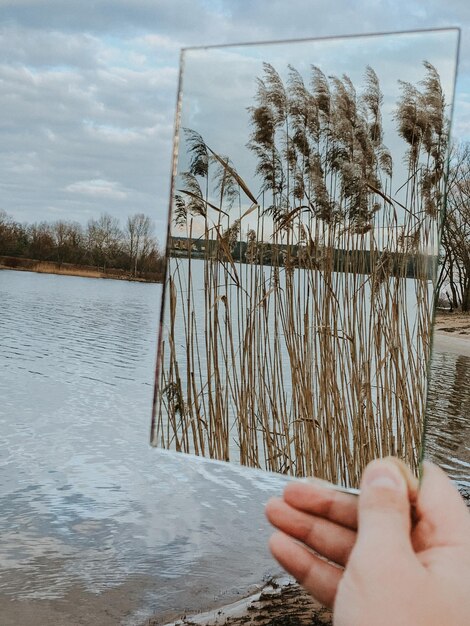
0,255,162,282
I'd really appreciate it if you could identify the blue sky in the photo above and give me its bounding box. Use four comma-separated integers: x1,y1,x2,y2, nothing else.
0,1,469,245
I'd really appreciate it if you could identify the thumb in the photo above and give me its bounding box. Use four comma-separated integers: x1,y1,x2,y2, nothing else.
413,461,470,551
355,459,415,563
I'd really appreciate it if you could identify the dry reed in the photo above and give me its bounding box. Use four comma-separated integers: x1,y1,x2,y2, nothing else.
152,61,447,487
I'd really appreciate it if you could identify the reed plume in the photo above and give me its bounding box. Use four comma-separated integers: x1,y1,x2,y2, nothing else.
152,60,448,487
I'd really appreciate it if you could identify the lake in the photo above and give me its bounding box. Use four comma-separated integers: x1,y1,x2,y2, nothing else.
0,269,469,625
0,270,289,626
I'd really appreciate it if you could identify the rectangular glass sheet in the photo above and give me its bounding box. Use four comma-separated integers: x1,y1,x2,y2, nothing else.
152,29,460,488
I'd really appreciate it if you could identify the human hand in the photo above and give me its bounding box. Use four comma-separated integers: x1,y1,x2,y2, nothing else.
265,459,470,626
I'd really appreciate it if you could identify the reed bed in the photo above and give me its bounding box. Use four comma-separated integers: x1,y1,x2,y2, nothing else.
152,61,447,487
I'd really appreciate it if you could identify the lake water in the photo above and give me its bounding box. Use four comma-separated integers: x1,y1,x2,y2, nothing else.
0,269,469,625
425,350,470,494
0,270,289,626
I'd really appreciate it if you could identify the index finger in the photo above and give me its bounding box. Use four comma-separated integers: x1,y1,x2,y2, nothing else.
283,480,358,530
413,461,470,552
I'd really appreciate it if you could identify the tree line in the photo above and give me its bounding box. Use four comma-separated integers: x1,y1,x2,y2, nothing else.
0,210,165,280
437,143,470,312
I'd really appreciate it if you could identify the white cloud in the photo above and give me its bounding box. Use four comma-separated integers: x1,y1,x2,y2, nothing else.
83,122,143,145
0,24,176,234
138,33,183,52
65,179,128,199
0,0,468,243
0,26,103,69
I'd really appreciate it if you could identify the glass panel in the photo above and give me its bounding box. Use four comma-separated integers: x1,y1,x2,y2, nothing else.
152,29,460,488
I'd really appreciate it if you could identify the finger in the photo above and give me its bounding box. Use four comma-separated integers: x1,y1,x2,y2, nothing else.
355,458,415,562
269,531,342,608
283,480,358,530
413,461,470,552
265,497,355,567
385,456,419,503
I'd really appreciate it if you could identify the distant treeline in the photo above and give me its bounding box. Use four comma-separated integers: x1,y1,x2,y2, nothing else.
0,210,165,281
171,236,434,280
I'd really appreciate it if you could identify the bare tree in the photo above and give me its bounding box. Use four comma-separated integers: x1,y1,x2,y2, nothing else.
439,143,470,311
28,222,55,260
50,221,84,264
0,210,13,252
0,209,164,280
125,213,154,276
0,211,28,256
86,213,122,269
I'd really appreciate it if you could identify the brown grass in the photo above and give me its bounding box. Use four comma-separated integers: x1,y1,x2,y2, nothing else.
0,256,160,283
152,61,446,487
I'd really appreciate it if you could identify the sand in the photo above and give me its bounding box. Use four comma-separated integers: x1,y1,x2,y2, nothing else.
149,578,332,626
0,575,159,626
434,311,470,356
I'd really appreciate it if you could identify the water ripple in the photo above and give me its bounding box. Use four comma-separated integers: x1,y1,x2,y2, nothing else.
0,271,284,610
1,270,468,616
425,350,470,488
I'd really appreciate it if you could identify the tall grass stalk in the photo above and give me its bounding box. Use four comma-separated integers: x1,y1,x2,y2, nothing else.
152,61,446,487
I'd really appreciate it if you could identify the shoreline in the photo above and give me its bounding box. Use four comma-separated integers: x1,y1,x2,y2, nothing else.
149,578,331,626
433,332,470,357
0,258,162,284
434,311,470,356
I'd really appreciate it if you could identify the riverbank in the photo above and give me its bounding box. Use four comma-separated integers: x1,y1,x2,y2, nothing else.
0,255,162,283
434,310,470,336
434,311,470,356
151,578,331,626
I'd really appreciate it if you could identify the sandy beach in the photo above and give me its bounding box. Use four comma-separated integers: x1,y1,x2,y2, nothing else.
434,311,470,356
149,578,332,626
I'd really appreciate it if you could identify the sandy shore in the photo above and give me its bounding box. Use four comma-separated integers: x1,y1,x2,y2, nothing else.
149,578,332,626
434,311,470,356
0,575,160,626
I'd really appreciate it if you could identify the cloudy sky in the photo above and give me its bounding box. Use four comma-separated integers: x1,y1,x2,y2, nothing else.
1,0,469,245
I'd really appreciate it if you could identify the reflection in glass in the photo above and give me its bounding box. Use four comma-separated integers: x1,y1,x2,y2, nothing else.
152,30,459,487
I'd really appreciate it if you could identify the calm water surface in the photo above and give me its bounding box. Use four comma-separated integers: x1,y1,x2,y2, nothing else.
0,270,469,624
0,270,288,624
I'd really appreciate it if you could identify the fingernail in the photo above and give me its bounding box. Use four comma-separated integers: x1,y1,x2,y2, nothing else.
362,462,406,491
